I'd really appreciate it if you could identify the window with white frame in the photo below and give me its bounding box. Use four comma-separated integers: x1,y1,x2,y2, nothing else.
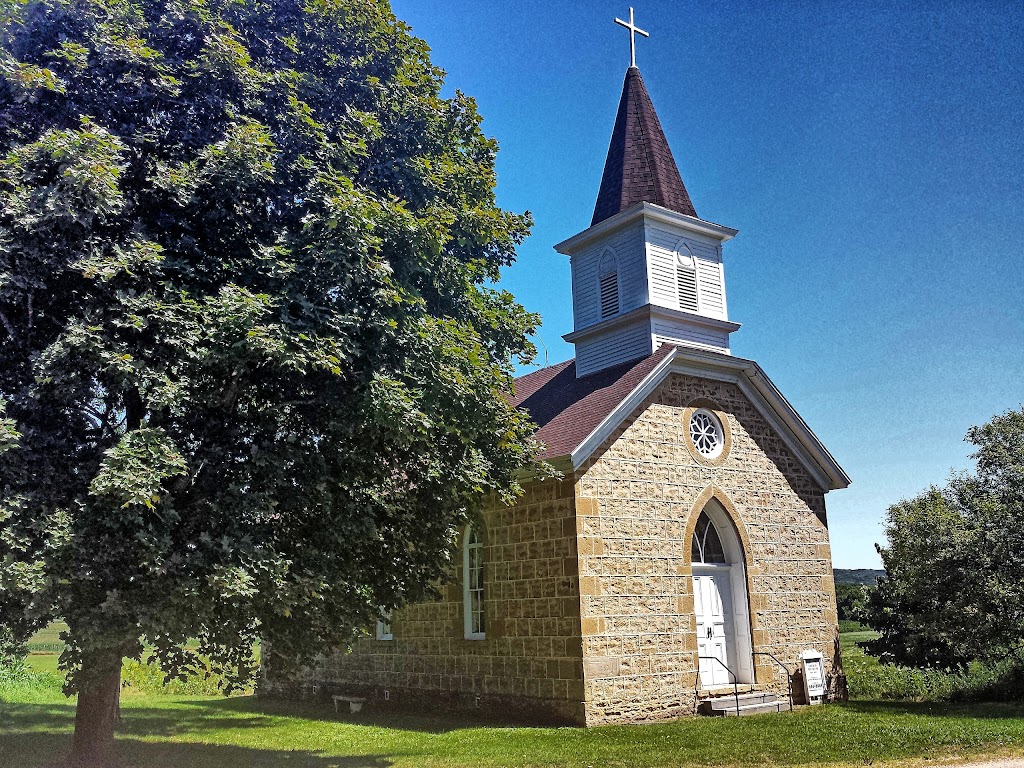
375,609,393,641
598,251,620,318
691,511,727,564
676,241,699,312
689,408,725,459
463,524,485,639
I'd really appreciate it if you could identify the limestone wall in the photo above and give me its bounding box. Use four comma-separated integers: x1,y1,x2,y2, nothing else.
575,372,839,725
299,477,587,725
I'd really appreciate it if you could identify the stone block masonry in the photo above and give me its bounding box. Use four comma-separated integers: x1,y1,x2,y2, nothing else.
279,477,588,725
575,373,840,724
267,372,841,726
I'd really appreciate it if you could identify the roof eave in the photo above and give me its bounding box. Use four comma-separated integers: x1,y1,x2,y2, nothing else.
563,305,741,345
567,346,851,492
556,202,738,255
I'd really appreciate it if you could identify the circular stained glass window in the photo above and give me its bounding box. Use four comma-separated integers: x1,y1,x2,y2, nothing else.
689,409,724,459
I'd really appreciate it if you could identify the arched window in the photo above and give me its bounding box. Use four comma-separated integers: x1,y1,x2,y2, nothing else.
463,524,485,639
676,240,699,313
598,251,620,318
376,609,393,641
691,511,727,564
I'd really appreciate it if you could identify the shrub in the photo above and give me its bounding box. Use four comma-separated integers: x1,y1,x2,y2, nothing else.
845,640,1024,703
121,658,253,697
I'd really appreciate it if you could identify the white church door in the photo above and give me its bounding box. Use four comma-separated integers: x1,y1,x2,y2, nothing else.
691,504,750,688
693,568,734,687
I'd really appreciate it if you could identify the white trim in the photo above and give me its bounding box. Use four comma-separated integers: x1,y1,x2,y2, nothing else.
569,348,676,467
463,524,485,640
563,304,739,345
563,305,646,343
717,245,730,319
567,346,850,491
675,238,697,270
691,561,732,570
696,499,754,685
555,202,738,256
650,305,741,334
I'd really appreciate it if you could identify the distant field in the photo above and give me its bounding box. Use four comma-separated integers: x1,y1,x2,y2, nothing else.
23,623,256,695
25,622,67,675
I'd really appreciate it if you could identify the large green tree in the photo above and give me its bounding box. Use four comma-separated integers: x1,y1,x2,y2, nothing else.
862,408,1024,670
0,1,544,764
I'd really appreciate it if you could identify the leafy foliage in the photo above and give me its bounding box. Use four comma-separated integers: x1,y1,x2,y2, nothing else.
0,0,544,700
861,408,1024,670
835,583,870,623
842,630,1024,703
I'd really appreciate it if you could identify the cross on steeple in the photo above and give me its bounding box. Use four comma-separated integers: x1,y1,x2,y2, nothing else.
614,7,649,69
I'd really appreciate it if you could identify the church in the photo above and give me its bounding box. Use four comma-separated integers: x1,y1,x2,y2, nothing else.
292,13,850,726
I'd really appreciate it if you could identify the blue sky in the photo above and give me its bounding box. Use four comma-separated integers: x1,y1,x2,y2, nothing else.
390,0,1024,568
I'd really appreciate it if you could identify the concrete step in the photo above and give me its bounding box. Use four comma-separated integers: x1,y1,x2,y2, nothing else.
704,691,777,707
698,692,793,716
719,700,793,716
702,683,755,696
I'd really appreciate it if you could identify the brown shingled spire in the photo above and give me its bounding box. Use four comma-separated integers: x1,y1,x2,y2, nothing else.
592,67,697,226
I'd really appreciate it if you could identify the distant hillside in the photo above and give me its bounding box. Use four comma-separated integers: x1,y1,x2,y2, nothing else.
833,568,884,586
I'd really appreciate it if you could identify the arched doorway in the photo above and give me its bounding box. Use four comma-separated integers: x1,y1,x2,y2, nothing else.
690,497,754,688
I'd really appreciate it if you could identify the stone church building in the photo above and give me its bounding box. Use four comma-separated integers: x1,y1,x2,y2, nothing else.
296,59,850,726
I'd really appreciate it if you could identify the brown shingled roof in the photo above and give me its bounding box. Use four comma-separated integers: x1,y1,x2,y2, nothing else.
592,67,697,226
512,345,675,460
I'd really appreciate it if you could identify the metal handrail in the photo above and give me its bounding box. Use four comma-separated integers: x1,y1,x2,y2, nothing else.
752,651,794,711
696,655,740,714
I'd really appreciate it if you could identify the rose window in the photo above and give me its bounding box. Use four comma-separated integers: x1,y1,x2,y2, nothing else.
689,409,724,459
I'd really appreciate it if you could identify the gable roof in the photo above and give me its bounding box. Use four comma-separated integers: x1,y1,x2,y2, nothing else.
592,67,697,226
513,345,850,492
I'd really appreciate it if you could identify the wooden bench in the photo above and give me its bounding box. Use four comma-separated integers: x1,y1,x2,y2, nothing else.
332,694,367,713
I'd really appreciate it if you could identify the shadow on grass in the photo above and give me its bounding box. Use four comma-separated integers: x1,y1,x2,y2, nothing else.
2,691,519,740
0,697,268,737
0,732,392,768
0,699,398,767
185,694,529,734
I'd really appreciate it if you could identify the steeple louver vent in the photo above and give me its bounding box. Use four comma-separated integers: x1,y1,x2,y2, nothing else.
676,242,698,312
599,251,620,318
677,267,698,312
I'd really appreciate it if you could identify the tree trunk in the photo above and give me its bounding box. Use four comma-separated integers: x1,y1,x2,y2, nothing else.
68,651,122,768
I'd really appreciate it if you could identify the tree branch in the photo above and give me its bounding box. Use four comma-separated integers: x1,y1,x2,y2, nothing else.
123,390,145,432
0,309,14,340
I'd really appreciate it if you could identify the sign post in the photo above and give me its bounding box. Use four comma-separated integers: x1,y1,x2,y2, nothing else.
800,649,826,705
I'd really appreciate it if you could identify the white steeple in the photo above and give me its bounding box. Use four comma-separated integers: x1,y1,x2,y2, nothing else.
557,53,739,377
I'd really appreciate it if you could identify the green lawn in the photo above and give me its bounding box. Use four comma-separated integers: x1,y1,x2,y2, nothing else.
840,628,883,687
3,628,1024,768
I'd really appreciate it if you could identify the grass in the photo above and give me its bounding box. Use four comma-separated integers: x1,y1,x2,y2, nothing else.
3,684,1024,768
25,621,67,675
2,628,1024,767
841,629,1024,703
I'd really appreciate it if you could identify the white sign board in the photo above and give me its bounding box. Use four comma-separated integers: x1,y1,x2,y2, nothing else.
801,649,826,704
